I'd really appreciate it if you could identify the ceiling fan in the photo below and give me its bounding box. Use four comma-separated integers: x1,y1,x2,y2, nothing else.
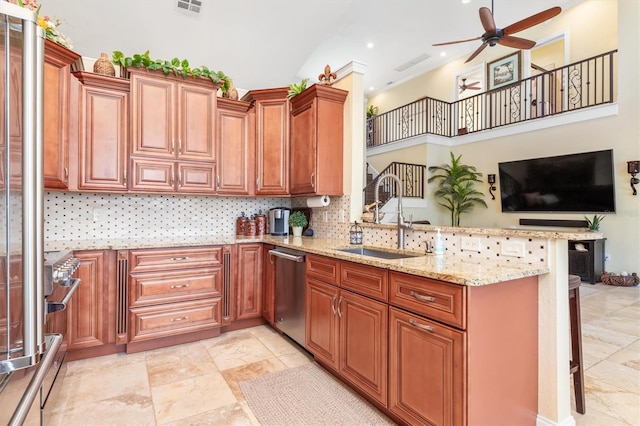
433,1,562,63
459,78,481,94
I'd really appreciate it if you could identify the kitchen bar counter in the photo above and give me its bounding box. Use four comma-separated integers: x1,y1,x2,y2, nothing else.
46,233,551,286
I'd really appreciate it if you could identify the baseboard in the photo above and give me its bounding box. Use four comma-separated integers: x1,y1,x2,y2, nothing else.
537,414,577,426
520,218,588,228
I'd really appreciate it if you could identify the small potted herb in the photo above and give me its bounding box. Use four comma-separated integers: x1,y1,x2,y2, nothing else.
584,214,605,231
287,78,310,99
289,211,308,237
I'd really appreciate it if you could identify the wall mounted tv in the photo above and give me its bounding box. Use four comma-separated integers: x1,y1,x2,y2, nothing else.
498,149,616,213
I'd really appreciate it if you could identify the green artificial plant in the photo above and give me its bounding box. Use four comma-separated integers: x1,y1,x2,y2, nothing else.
366,105,379,118
288,211,308,228
287,78,309,98
584,214,605,231
428,152,487,227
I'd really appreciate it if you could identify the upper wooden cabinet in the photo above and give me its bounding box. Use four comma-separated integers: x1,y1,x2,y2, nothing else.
70,72,129,192
216,98,255,195
129,68,218,161
242,88,290,196
289,84,347,196
43,40,82,189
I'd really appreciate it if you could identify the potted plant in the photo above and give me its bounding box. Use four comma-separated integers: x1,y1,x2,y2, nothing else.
289,211,308,236
366,105,379,118
287,78,310,99
584,214,605,231
428,152,487,227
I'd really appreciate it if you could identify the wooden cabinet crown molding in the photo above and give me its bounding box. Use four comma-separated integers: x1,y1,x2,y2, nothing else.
72,71,130,92
289,83,348,113
125,67,221,91
241,87,290,103
44,39,82,69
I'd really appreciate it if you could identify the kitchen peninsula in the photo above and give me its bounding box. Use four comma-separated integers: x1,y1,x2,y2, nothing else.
46,224,596,425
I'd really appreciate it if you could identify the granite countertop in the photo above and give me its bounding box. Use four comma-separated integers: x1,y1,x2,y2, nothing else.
46,234,550,286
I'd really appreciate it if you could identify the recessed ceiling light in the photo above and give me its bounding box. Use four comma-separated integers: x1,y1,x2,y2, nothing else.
367,42,374,49
440,51,447,57
369,86,374,91
462,0,471,4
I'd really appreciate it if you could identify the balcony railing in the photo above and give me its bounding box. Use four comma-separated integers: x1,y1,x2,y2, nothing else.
366,50,617,147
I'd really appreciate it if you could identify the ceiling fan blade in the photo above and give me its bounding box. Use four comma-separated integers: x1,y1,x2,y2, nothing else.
464,43,488,63
499,35,537,49
433,36,482,47
479,7,496,33
503,7,562,35
467,81,481,89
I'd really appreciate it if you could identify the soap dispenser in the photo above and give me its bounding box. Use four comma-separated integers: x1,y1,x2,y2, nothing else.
434,228,445,256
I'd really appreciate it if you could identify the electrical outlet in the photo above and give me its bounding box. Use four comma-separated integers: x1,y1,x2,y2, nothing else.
461,237,481,252
604,253,611,262
339,210,345,223
323,211,328,223
93,208,107,222
501,241,525,257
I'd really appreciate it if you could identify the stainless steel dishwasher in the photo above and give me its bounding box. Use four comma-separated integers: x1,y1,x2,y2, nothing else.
268,248,306,347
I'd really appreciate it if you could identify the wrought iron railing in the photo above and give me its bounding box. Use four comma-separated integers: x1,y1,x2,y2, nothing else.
363,162,426,206
366,50,617,147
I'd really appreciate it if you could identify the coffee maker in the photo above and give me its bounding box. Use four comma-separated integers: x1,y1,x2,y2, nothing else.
269,207,290,236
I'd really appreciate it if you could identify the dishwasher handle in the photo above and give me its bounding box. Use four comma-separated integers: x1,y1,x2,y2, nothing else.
269,249,306,263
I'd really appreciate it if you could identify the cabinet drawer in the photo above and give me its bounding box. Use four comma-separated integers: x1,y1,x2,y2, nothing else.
340,261,388,302
129,298,221,343
389,271,466,330
130,267,222,306
306,254,339,286
129,246,223,272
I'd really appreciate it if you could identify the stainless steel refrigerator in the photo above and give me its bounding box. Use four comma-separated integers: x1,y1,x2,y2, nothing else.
0,2,52,424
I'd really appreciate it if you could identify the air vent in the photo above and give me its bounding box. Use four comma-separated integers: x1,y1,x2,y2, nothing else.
176,0,202,15
394,53,431,72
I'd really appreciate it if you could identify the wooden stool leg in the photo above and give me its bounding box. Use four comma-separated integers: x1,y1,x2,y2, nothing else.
569,286,586,414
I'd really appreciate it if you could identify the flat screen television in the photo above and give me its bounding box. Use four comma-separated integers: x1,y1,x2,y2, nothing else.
498,149,616,213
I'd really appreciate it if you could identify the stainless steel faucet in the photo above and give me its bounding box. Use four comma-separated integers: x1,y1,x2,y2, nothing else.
374,173,413,249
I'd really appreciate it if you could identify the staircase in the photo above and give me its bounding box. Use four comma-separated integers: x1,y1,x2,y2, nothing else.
363,162,426,213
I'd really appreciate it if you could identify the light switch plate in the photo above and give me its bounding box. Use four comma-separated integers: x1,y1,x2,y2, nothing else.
501,241,525,257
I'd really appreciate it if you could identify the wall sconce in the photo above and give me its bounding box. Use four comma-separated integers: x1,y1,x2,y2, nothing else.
488,174,496,200
628,160,640,196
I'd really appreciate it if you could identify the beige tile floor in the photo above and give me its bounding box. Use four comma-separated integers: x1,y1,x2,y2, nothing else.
49,282,639,425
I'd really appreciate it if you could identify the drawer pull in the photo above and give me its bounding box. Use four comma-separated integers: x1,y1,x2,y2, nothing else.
170,283,190,289
410,291,435,302
331,294,337,316
170,256,190,261
409,319,434,332
171,316,189,322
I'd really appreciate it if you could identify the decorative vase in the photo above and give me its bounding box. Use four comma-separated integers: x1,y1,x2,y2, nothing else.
292,226,303,237
93,52,115,76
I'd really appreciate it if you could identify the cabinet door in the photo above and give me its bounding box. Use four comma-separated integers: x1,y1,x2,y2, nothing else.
177,83,216,161
263,244,276,324
177,161,216,193
289,99,317,195
255,96,289,195
339,290,388,406
67,250,114,350
130,158,176,192
77,80,129,191
130,74,175,158
389,307,465,426
217,99,254,195
305,277,339,370
236,244,263,320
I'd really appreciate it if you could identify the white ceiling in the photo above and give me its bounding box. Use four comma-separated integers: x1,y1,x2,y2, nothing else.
42,0,583,95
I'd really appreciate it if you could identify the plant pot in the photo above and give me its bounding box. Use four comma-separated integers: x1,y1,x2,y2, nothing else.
292,226,303,237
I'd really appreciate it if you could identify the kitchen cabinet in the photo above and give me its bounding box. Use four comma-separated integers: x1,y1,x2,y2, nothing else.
126,246,224,353
70,71,129,192
569,239,605,283
305,254,388,406
128,68,218,194
388,271,539,426
216,98,255,195
43,40,82,189
235,243,263,320
262,244,276,324
242,88,290,195
67,250,117,359
289,84,347,196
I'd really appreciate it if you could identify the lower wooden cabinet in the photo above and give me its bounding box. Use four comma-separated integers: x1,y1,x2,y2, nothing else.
236,243,263,320
388,307,464,426
306,275,388,406
67,250,116,352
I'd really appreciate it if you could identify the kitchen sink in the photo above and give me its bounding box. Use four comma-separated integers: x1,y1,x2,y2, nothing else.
335,247,422,260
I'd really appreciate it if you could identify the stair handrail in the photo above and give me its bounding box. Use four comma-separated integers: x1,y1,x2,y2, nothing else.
363,162,426,208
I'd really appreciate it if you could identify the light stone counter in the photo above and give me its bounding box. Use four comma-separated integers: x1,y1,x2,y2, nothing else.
46,233,550,286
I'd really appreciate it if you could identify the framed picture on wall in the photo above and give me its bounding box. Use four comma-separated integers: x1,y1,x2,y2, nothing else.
486,51,522,90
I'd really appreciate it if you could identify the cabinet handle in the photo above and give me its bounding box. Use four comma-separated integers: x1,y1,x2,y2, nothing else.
409,319,434,332
170,283,190,289
179,170,183,187
331,294,337,316
171,316,188,322
170,256,190,261
64,166,69,178
310,172,315,186
179,139,182,155
216,175,220,191
170,170,174,186
172,139,175,154
410,291,435,302
337,296,343,318
256,177,260,188
123,166,127,184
